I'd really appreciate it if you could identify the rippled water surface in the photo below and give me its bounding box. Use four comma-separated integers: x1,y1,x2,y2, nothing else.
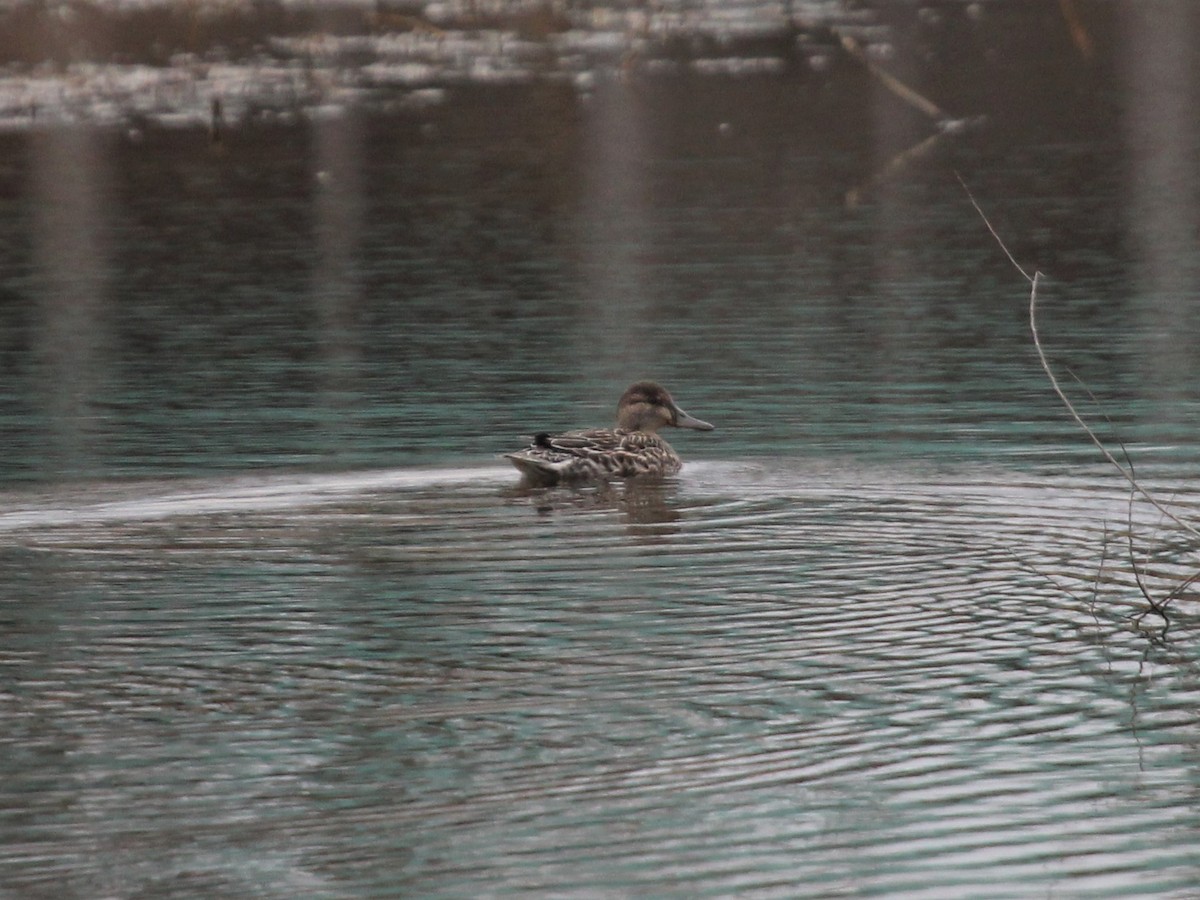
5,463,1200,897
6,3,1200,897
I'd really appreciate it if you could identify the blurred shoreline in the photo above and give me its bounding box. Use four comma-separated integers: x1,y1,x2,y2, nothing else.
0,0,885,130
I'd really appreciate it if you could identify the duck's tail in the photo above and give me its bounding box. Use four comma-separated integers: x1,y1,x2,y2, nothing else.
504,452,566,485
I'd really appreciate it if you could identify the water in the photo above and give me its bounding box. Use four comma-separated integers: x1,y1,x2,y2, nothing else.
6,3,1200,897
5,463,1200,896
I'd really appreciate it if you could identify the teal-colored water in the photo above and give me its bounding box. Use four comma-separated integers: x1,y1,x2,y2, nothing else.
5,7,1200,896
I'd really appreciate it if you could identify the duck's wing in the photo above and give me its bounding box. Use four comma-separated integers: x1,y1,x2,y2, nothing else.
538,428,627,453
505,429,676,483
504,430,623,476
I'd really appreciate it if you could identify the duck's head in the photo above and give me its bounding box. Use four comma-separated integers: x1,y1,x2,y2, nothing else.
615,381,715,433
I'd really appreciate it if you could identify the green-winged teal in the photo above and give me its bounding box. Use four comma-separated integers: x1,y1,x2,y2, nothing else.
505,381,714,484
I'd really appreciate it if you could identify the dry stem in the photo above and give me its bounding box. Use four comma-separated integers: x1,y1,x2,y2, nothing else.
957,174,1200,540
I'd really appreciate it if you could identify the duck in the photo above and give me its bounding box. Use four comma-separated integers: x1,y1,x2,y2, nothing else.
505,381,714,484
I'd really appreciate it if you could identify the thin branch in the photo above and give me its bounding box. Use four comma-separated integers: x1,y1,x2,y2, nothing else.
957,174,1031,281
839,33,945,120
1125,470,1163,617
846,130,946,208
1089,520,1110,627
1163,566,1200,606
1058,0,1095,59
958,174,1200,540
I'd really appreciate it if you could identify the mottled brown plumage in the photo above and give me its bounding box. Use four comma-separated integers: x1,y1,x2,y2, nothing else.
505,382,714,485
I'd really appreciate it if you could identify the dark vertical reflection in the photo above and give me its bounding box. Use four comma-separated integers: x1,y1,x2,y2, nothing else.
1122,1,1200,401
311,108,364,461
30,124,110,477
576,78,653,392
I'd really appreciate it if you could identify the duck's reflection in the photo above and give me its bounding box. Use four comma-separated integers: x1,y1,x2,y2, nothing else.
504,477,683,536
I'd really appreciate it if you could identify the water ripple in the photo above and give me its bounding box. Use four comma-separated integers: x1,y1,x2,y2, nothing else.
3,458,1200,896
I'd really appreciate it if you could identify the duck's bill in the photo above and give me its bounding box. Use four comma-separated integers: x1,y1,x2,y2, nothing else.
673,407,715,430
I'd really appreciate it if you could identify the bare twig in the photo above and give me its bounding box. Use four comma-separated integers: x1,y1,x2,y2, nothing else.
1058,0,1096,59
840,34,985,208
957,174,1200,541
1163,566,1200,606
1089,520,1110,627
839,33,946,120
846,130,945,208
1125,467,1166,621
